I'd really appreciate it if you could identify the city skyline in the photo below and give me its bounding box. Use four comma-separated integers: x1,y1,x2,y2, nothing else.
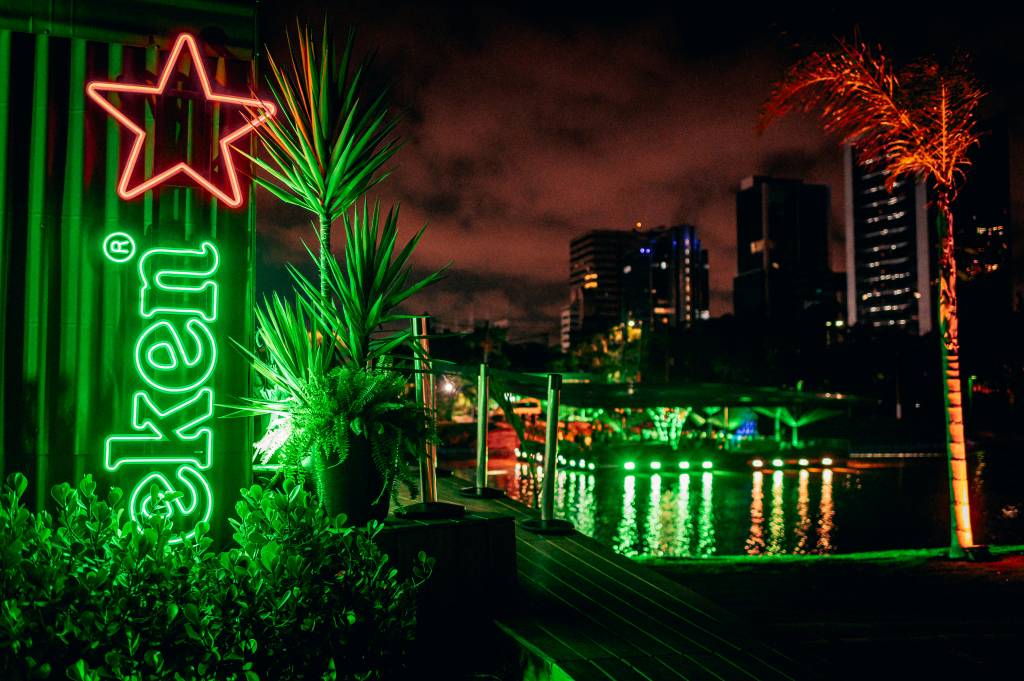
255,3,1022,339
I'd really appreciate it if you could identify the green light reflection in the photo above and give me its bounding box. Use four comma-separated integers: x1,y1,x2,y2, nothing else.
615,475,638,556
697,472,716,556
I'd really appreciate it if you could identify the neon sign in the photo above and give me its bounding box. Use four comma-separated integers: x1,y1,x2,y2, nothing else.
89,33,271,543
105,242,220,543
85,33,276,208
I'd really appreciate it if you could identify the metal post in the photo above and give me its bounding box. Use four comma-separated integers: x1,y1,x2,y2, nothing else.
394,317,464,520
460,363,505,498
419,319,439,502
522,374,574,534
476,364,489,488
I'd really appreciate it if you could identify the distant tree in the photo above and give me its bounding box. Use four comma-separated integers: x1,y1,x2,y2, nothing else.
762,38,984,557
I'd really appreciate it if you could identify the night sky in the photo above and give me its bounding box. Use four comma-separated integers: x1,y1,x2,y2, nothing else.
255,2,1022,341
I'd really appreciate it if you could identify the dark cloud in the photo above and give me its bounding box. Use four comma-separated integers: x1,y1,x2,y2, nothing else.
255,3,1011,337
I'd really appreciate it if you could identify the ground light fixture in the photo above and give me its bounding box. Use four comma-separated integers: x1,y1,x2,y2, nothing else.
588,463,596,470
798,458,810,467
822,457,833,466
751,459,764,468
650,461,662,470
624,461,636,471
772,458,784,467
678,461,690,470
701,461,713,470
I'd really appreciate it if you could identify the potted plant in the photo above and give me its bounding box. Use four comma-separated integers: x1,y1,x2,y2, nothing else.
237,25,446,523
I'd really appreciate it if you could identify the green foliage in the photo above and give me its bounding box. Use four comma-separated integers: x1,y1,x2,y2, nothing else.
282,366,431,503
243,23,400,295
292,200,449,370
0,473,431,681
240,25,447,511
235,201,446,505
249,24,398,225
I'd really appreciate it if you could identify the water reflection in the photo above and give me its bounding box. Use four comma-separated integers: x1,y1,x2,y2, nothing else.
795,469,811,554
768,470,785,554
674,474,692,557
818,468,834,553
697,472,716,555
647,474,663,556
746,471,765,555
495,458,1005,557
616,475,638,556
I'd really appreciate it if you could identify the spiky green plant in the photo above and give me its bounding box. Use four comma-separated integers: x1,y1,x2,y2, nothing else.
290,199,449,369
246,24,399,297
233,200,447,506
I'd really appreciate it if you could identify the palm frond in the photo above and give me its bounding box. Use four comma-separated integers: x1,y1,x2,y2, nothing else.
761,38,982,196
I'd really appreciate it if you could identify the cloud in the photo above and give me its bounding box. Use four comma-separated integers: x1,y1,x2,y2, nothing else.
256,9,847,337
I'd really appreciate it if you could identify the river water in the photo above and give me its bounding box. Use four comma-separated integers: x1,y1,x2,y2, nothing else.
487,450,1024,556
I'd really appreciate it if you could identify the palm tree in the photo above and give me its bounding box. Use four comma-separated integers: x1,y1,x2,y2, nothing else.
246,24,399,297
761,39,984,558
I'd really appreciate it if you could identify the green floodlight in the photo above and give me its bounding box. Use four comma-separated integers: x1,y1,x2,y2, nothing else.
624,461,636,471
678,461,690,470
650,461,662,470
701,461,713,470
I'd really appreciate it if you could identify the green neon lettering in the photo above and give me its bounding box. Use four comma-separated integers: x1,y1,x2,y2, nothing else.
105,388,213,471
127,465,214,545
139,241,219,322
106,240,220,547
134,318,217,394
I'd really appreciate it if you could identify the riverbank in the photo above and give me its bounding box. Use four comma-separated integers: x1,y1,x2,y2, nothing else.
647,545,1024,679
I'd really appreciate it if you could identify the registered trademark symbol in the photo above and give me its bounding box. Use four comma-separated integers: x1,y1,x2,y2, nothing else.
103,232,136,263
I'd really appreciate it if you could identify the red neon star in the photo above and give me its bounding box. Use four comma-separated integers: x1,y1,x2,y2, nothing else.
86,33,276,208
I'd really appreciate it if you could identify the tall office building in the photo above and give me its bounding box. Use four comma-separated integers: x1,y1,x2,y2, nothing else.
623,224,710,328
843,146,932,334
734,176,834,322
566,230,635,346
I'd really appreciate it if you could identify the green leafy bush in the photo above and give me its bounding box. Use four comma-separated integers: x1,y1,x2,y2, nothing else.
282,365,429,504
0,473,431,680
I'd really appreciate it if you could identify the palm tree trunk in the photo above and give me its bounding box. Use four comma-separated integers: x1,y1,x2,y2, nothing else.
318,212,330,299
936,195,974,557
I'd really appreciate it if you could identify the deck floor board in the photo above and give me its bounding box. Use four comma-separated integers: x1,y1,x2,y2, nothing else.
401,475,805,681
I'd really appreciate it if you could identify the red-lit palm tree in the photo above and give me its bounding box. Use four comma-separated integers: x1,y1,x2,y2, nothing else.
761,39,984,557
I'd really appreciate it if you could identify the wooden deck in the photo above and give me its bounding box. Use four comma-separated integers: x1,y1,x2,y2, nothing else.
431,474,805,681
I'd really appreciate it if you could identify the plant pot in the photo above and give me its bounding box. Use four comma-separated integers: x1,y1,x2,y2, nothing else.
320,434,391,525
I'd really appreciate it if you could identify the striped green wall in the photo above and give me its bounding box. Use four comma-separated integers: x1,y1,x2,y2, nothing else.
0,26,257,543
